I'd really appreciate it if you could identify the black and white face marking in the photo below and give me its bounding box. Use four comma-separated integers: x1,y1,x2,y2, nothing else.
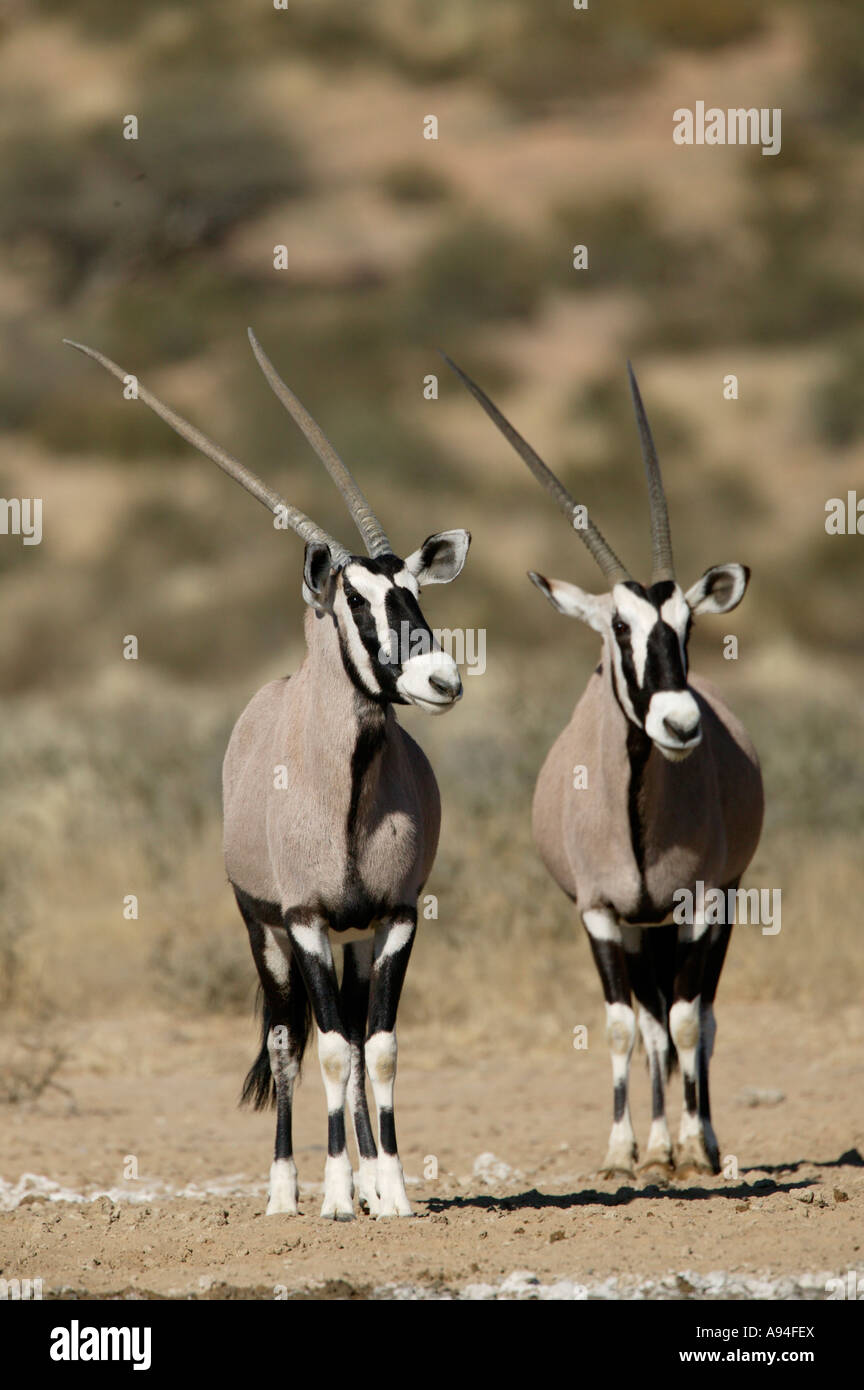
529,562,749,762
303,531,470,714
607,580,700,760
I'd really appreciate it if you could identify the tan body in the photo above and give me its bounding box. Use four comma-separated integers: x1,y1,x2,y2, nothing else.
224,608,440,928
533,670,764,921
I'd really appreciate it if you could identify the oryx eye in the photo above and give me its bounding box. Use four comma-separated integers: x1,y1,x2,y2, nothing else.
347,592,365,610
612,616,629,637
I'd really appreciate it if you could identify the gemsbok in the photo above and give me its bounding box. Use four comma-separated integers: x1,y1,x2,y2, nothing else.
66,331,471,1219
447,356,763,1179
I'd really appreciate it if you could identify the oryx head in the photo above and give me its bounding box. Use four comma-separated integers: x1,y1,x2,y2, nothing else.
446,356,748,761
65,331,470,716
302,535,469,713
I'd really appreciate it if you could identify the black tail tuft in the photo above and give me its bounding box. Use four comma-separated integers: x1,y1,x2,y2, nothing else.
240,992,277,1110
240,971,312,1111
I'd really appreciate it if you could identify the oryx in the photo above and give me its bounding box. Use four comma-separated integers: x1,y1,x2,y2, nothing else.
66,331,471,1218
447,356,763,1178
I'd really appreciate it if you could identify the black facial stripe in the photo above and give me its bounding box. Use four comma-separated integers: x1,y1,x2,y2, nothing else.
617,621,689,720
341,577,377,645
337,559,435,706
644,621,688,692
384,587,433,663
647,579,676,604
648,578,691,674
614,626,648,722
613,583,690,722
337,576,389,701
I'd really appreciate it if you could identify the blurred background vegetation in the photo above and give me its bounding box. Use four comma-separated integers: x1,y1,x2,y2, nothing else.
0,0,862,1035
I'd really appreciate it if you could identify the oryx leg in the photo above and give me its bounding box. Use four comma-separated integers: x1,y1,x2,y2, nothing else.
627,925,675,1177
671,909,715,1176
286,912,355,1220
365,910,416,1217
584,907,638,1178
698,916,733,1174
239,894,307,1216
339,939,380,1215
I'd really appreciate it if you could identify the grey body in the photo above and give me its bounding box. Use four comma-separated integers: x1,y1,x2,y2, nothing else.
533,670,763,923
224,607,440,924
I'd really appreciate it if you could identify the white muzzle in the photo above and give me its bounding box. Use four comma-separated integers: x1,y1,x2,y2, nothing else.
645,689,702,761
396,651,462,714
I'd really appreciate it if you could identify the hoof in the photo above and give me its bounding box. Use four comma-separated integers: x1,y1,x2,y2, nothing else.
675,1158,716,1180
599,1164,636,1181
675,1140,718,1178
375,1191,414,1218
638,1158,674,1182
355,1160,381,1217
266,1159,299,1215
600,1144,638,1180
266,1198,299,1216
321,1206,356,1222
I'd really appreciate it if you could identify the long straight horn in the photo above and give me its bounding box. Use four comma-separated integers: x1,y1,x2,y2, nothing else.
63,339,350,562
442,354,630,584
247,329,392,560
627,361,674,584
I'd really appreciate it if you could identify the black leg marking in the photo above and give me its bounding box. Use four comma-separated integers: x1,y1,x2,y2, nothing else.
365,911,417,1216
624,926,677,1172
236,891,310,1163
328,1110,347,1159
367,911,417,1038
286,911,344,1034
698,907,734,1164
583,912,638,1175
673,929,711,1005
587,935,631,1006
284,910,355,1219
235,889,315,1215
672,924,716,1173
379,1109,397,1157
340,942,377,1162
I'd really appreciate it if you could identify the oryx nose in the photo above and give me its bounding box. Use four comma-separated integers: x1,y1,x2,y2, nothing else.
429,671,462,700
663,715,699,744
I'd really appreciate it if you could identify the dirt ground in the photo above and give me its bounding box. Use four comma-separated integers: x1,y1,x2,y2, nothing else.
1,1001,862,1300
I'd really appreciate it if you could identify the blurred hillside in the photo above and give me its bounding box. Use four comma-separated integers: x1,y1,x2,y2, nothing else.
0,1,862,1026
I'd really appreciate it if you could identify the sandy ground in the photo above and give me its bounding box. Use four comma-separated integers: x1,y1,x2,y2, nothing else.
1,1002,862,1300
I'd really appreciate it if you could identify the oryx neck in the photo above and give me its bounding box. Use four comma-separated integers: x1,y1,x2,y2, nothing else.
301,605,390,753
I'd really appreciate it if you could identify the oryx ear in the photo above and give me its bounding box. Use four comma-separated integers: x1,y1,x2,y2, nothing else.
685,563,750,616
528,572,607,632
404,529,471,586
302,541,336,611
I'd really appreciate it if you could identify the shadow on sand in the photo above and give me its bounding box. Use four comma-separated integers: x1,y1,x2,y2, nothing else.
424,1149,862,1214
